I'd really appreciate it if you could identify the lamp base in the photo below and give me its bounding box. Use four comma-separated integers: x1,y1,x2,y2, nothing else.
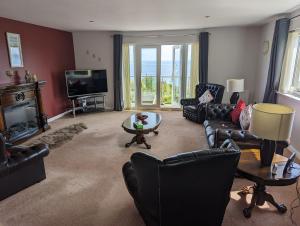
260,140,276,167
230,92,240,104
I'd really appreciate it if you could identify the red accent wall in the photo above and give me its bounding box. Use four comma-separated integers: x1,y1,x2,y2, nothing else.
0,17,75,117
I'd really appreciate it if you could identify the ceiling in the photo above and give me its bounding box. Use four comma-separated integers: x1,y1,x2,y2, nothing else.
0,0,299,31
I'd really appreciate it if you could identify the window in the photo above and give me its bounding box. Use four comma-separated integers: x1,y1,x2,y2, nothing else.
186,44,192,98
123,43,197,109
129,45,136,107
292,37,300,92
281,32,300,96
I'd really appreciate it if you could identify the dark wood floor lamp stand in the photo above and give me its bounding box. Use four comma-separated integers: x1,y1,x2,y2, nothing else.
230,92,240,104
260,140,276,167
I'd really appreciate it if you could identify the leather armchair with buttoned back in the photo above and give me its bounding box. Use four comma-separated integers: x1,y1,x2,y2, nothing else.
122,139,240,226
180,83,225,123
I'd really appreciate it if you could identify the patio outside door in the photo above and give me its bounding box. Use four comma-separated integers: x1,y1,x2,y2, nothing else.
136,45,161,109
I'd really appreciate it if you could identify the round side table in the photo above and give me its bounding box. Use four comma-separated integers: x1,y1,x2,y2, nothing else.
237,149,300,218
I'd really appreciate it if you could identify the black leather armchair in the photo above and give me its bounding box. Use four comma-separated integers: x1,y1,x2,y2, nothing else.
0,134,49,200
122,139,240,226
180,83,225,123
204,103,288,155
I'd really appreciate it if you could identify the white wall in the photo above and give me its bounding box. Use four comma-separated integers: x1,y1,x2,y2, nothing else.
206,26,261,103
72,26,261,108
278,94,300,156
254,12,300,154
253,21,275,102
72,31,114,109
123,27,261,103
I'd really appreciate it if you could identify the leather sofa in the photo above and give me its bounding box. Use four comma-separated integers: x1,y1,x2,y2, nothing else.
0,134,49,201
180,83,225,123
122,139,240,226
203,103,288,155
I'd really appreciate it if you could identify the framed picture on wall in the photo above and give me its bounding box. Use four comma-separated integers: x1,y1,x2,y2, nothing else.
6,32,24,68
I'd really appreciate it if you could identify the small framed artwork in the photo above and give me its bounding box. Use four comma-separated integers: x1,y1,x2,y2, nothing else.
6,32,24,68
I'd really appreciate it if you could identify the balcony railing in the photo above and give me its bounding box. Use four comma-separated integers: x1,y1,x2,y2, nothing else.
129,75,191,107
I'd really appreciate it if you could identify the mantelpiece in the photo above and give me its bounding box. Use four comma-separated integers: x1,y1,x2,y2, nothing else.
0,81,49,143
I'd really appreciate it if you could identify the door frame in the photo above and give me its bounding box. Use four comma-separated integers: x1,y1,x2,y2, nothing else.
135,45,161,109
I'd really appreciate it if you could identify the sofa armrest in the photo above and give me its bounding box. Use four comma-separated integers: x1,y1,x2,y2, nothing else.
275,141,289,155
180,98,199,106
8,143,49,158
164,139,240,165
215,129,262,149
215,130,288,155
205,103,235,121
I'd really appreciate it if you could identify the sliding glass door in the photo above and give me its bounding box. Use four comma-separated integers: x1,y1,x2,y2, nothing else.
130,43,194,109
136,45,161,108
160,45,182,108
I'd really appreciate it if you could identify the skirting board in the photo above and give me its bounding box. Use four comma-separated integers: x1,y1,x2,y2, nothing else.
48,110,72,122
48,107,114,123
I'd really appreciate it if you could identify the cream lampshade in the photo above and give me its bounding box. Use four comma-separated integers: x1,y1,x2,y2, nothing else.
226,79,244,104
250,103,295,166
226,79,244,93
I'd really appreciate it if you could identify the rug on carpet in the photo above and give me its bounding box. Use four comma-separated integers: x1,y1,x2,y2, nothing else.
30,123,87,149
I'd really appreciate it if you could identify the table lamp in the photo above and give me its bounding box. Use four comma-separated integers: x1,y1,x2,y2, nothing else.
227,79,244,104
249,103,295,167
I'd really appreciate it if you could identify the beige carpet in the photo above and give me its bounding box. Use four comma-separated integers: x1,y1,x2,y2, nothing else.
0,111,299,226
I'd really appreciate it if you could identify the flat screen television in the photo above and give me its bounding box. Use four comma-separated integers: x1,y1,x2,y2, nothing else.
65,69,108,98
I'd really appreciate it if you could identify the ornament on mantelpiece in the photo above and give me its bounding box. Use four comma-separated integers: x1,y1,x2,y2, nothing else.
25,70,31,83
24,70,38,83
6,70,15,79
32,74,38,82
14,71,21,84
6,70,21,84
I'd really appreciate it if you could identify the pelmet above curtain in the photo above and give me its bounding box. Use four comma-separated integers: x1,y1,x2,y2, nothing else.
122,43,131,110
190,42,200,97
279,31,298,93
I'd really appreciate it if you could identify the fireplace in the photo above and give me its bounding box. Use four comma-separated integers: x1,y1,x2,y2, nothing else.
0,81,48,143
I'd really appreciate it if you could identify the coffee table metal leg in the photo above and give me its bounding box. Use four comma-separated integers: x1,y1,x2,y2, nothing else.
153,131,159,135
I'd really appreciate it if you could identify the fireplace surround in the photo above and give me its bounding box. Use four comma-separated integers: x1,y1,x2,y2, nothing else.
0,81,49,143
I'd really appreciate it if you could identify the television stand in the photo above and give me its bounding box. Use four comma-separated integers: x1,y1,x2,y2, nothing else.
70,94,106,117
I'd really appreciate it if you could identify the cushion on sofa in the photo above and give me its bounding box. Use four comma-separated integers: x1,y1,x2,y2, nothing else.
198,90,214,104
239,104,253,130
204,120,240,148
230,99,246,124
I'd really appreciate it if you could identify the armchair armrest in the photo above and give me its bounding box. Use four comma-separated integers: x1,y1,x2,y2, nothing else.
180,98,199,106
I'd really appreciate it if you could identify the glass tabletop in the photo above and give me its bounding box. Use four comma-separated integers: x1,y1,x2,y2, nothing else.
122,112,162,131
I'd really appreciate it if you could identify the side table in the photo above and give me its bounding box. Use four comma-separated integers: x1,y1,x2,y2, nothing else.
237,149,300,218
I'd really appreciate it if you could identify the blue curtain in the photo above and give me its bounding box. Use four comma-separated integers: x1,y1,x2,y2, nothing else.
263,18,290,103
199,32,209,83
113,34,124,111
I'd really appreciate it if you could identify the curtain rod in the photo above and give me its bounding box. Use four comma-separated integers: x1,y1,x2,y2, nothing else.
290,14,300,20
111,32,211,38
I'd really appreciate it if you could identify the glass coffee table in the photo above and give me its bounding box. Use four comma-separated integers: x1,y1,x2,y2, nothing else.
122,112,162,149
